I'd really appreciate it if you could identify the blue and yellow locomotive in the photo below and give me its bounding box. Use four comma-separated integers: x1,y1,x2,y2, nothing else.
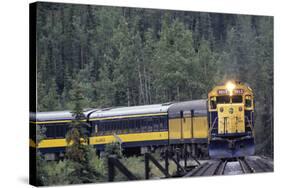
208,81,255,158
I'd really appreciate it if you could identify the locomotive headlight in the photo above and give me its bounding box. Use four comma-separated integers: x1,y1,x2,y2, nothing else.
226,81,236,96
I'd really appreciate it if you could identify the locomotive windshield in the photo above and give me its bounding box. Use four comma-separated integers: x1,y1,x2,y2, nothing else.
210,95,243,109
217,96,230,104
232,95,243,103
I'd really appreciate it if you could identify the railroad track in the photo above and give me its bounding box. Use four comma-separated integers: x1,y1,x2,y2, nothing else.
247,158,273,172
185,156,272,177
237,158,255,173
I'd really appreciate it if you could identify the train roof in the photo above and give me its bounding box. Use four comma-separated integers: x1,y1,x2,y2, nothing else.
89,103,173,119
30,109,98,122
168,99,207,118
30,100,208,122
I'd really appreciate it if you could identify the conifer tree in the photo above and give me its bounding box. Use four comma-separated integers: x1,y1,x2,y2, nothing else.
65,81,102,183
65,81,89,162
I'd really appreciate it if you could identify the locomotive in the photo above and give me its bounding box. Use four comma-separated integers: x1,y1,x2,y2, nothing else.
30,81,254,159
208,81,255,158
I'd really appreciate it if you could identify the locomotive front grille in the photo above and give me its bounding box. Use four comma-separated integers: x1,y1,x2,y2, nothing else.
217,103,245,134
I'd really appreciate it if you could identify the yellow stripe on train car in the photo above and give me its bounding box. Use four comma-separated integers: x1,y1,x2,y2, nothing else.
90,131,168,145
29,139,36,148
37,138,68,148
34,131,168,148
37,138,89,148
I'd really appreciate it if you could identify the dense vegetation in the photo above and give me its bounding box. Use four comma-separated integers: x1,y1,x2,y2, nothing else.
35,3,273,155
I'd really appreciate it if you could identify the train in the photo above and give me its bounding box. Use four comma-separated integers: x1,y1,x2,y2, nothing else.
30,81,255,159
208,81,255,158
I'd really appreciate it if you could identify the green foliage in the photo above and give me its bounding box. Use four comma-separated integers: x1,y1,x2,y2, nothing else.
117,156,145,180
41,78,61,111
40,160,72,186
64,81,105,183
104,142,123,158
36,151,47,185
36,125,46,146
65,81,89,162
37,147,106,186
66,147,105,184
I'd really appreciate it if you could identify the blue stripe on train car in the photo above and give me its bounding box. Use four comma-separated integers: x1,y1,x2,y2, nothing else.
38,147,66,154
95,140,169,150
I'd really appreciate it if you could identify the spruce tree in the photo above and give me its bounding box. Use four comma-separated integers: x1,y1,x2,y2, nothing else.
65,81,101,183
65,81,88,162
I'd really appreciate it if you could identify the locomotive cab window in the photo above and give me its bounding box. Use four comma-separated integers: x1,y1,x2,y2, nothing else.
245,95,252,108
210,96,217,109
217,96,230,104
232,95,243,103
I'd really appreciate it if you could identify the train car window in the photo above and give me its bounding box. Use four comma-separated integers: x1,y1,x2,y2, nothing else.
146,118,153,132
108,121,113,134
62,125,66,137
102,122,106,135
123,120,129,134
104,122,109,135
99,122,104,136
163,118,168,130
95,122,99,135
245,95,252,108
110,121,114,134
45,125,51,138
210,96,217,109
153,118,160,132
61,125,66,138
119,120,123,134
110,121,115,134
127,120,131,133
136,119,141,132
111,121,116,133
120,120,124,134
95,126,98,136
232,95,243,103
141,119,148,132
120,120,124,133
55,125,60,138
119,121,122,133
116,121,121,134
116,121,120,133
92,124,96,136
56,124,66,138
129,120,136,133
52,126,56,138
45,125,56,138
217,96,230,104
159,118,164,130
99,121,104,135
103,121,109,135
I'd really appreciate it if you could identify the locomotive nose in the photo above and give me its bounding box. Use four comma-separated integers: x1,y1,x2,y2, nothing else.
217,103,245,134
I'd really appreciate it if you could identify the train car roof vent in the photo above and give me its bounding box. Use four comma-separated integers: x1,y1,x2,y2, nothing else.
162,102,173,106
101,107,113,111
